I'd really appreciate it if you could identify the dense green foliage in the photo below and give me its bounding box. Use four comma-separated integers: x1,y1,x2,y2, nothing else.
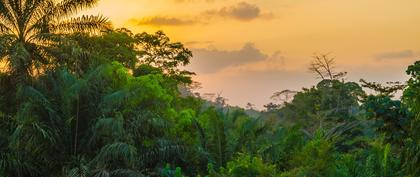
1,1,420,176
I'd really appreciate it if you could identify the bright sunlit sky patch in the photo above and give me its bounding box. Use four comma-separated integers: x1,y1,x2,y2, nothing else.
86,0,420,108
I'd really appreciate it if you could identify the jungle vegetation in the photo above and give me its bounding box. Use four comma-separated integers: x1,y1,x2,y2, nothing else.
0,0,419,176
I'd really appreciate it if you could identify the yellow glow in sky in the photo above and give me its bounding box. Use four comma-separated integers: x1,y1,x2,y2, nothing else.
87,0,420,108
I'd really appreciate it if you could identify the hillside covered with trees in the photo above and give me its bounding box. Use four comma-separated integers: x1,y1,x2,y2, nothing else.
0,0,420,176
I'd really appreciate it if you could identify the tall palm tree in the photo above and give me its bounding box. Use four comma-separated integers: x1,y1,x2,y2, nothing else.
0,0,110,83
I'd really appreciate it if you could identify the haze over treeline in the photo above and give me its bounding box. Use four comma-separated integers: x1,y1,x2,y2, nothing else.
0,0,420,177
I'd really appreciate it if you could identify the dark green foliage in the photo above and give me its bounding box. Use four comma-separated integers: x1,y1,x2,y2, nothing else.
257,126,305,171
401,61,420,177
362,95,410,145
279,79,364,132
61,29,139,73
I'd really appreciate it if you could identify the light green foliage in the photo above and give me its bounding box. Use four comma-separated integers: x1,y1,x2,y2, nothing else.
173,109,196,142
363,142,399,177
160,164,188,177
334,140,401,177
217,154,277,177
283,131,336,177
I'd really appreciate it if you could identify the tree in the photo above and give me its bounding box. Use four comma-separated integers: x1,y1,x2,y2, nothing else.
401,61,420,176
283,132,336,177
361,94,410,145
270,90,297,105
0,61,189,176
360,79,406,97
218,153,278,177
59,28,139,75
279,80,364,132
135,31,195,84
0,0,110,82
309,54,347,80
246,102,256,110
360,77,411,146
276,56,364,132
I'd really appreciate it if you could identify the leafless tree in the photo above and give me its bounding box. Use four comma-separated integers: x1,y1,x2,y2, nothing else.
309,54,346,80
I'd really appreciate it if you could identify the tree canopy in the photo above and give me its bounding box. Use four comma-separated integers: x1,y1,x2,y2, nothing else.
0,1,419,177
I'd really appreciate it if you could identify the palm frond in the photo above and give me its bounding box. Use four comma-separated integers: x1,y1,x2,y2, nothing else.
0,35,14,58
92,142,138,168
64,156,90,177
67,166,89,177
93,116,125,142
324,121,360,140
17,85,50,106
100,90,128,113
0,152,40,177
27,33,62,46
0,23,12,33
92,169,110,177
55,0,99,18
139,140,184,167
52,15,111,33
110,169,145,177
8,41,32,79
0,0,18,33
20,0,46,34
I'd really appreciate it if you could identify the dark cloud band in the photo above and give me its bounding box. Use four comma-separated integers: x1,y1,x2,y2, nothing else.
129,2,272,27
187,43,267,73
375,50,416,60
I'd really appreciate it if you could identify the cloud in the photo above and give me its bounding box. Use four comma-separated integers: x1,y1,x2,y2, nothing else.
188,43,267,73
375,50,417,60
206,2,262,21
188,43,288,75
224,51,286,73
129,16,198,27
185,41,214,46
128,2,273,27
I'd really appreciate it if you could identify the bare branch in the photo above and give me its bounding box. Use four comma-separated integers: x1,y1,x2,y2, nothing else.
309,53,343,80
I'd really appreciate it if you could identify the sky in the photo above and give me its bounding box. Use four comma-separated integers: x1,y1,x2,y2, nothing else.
86,0,420,109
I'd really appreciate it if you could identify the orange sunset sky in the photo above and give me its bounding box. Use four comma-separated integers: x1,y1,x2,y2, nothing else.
85,0,420,108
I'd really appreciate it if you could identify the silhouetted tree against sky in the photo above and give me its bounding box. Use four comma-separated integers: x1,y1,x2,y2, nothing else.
0,0,110,83
309,54,347,80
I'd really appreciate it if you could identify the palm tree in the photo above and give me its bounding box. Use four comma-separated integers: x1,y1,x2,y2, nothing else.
0,0,110,83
